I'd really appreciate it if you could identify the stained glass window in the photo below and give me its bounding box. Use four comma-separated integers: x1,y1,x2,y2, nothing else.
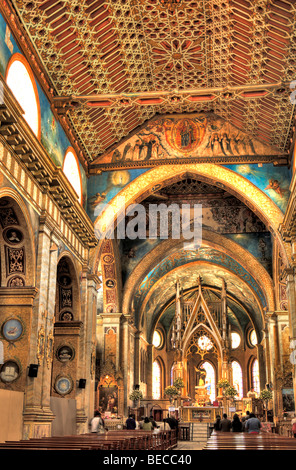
63,149,82,204
232,361,243,398
6,54,40,138
252,359,260,395
152,360,161,399
198,335,213,351
201,361,216,403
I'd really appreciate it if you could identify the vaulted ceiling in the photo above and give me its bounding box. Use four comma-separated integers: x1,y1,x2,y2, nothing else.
7,0,296,167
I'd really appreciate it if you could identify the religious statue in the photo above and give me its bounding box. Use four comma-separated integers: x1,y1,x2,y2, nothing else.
194,365,209,406
195,365,207,386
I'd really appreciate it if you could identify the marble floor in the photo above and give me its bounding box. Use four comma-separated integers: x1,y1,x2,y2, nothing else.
175,440,205,450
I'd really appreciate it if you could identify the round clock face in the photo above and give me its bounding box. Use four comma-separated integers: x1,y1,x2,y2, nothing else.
55,376,73,395
2,318,23,341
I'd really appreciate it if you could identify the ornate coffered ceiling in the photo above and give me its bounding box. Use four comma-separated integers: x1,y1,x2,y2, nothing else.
5,0,296,167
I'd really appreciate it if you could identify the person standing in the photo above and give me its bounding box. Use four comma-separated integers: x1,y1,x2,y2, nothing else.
220,413,232,432
90,411,105,433
244,413,262,434
126,414,136,430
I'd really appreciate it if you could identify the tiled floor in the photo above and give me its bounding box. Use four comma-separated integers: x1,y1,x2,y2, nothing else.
176,440,205,450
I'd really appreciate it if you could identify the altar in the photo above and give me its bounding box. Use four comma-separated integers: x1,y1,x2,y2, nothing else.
181,406,222,423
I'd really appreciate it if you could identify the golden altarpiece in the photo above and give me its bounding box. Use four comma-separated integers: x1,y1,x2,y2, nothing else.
169,276,234,423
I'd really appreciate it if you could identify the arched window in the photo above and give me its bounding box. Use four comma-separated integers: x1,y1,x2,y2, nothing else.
252,359,260,395
6,54,40,139
63,148,82,204
232,361,243,399
201,361,216,403
152,360,161,399
153,330,162,349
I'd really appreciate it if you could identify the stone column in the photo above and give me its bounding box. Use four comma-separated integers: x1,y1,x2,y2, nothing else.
267,313,282,421
23,217,58,439
146,344,153,400
262,321,271,387
134,329,141,388
75,271,99,434
257,343,266,391
285,268,296,417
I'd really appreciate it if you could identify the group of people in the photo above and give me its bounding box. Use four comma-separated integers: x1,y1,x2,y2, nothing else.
90,411,179,434
213,411,262,434
125,414,160,431
125,413,178,432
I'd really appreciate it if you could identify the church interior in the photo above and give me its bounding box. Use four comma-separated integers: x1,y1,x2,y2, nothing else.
1,0,296,449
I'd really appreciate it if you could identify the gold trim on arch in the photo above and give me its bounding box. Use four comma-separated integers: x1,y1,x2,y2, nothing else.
138,260,265,332
122,229,275,314
93,163,290,269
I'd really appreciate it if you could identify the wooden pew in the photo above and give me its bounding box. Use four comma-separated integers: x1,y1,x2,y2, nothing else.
203,431,296,450
0,429,177,451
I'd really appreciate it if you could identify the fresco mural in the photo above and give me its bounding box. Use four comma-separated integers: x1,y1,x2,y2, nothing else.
93,113,281,167
87,169,147,221
134,247,267,314
136,263,264,343
224,163,291,213
225,233,273,277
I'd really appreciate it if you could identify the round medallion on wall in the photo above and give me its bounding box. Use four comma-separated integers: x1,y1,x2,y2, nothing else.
0,360,20,383
54,376,73,396
7,276,25,288
164,118,206,154
3,228,23,245
106,279,116,288
58,274,72,287
2,318,24,342
56,345,75,363
103,254,114,264
59,311,74,322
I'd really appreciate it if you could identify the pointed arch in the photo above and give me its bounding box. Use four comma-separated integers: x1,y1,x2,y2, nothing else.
92,164,291,275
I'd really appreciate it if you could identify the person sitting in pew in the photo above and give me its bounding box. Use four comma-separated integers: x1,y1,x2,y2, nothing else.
244,413,262,434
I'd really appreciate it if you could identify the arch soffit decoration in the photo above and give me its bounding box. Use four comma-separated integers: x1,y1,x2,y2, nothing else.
122,229,275,315
96,238,122,313
136,251,266,327
57,250,81,319
139,261,265,343
92,164,290,271
0,187,36,285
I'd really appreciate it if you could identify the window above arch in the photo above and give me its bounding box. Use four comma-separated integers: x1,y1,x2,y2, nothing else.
232,360,243,399
6,54,40,139
248,328,257,348
153,330,163,349
231,332,241,349
152,360,161,399
62,148,82,204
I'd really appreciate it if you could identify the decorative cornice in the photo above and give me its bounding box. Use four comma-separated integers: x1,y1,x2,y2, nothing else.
0,75,97,248
0,0,89,172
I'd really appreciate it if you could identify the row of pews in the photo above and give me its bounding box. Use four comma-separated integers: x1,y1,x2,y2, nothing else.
203,431,296,450
0,429,177,451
